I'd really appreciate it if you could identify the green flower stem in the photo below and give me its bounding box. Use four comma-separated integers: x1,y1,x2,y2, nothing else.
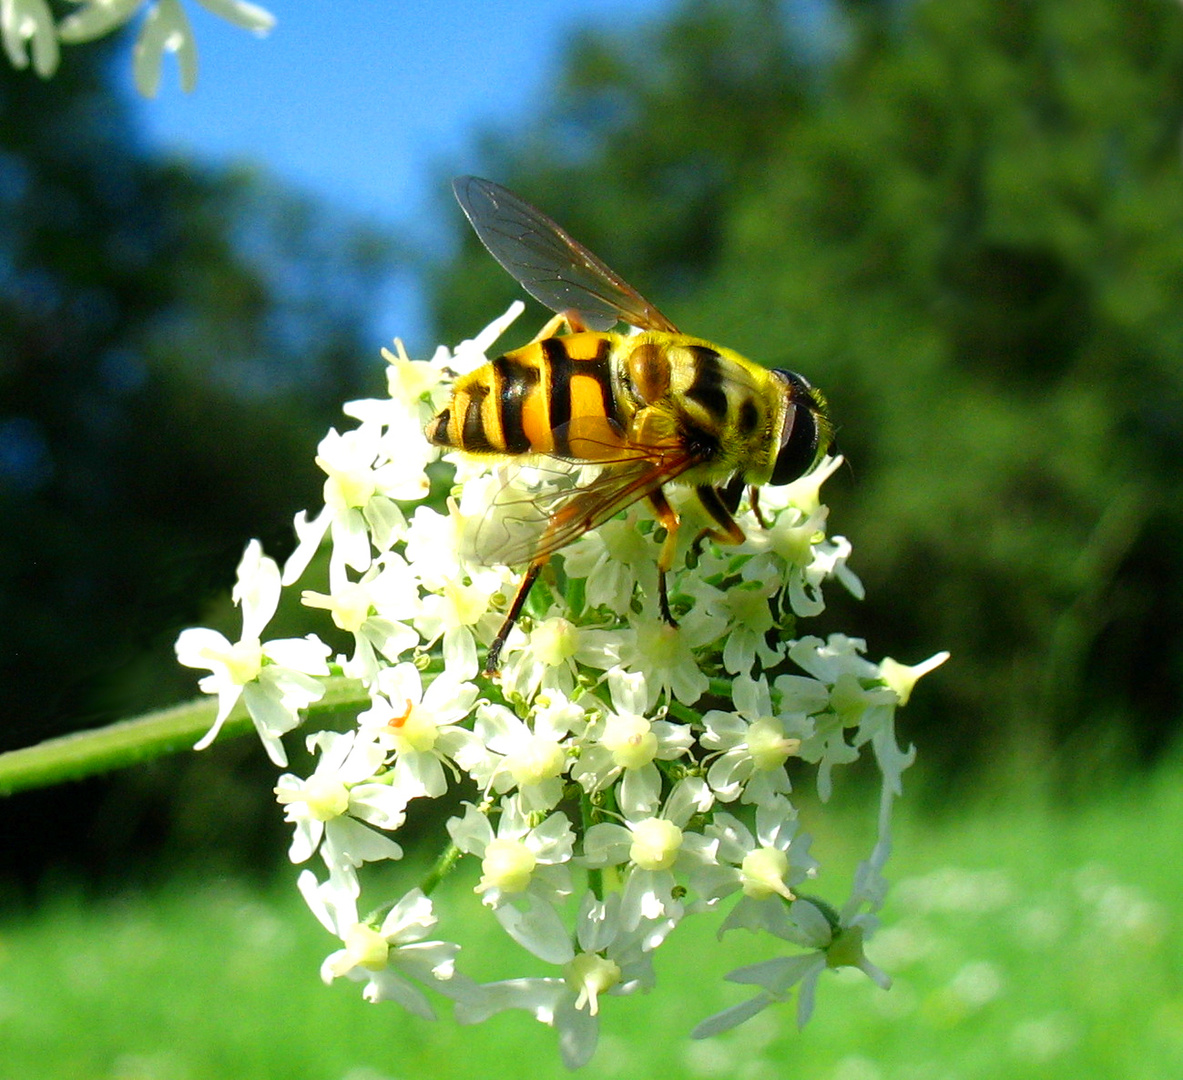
666,699,703,725
707,677,736,699
419,841,462,896
0,677,369,797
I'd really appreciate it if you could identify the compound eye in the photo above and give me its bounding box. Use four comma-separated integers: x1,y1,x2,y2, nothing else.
769,369,821,486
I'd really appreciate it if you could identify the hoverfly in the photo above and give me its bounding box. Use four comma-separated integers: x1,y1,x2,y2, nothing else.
427,176,834,675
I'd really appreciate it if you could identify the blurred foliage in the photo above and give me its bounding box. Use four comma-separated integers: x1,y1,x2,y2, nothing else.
433,0,1183,782
0,35,398,884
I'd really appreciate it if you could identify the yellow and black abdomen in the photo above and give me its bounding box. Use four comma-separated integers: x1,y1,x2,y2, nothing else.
426,332,628,460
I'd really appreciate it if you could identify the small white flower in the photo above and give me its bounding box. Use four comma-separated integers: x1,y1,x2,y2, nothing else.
413,575,502,683
300,553,420,681
879,651,950,707
282,421,414,590
461,697,579,812
609,612,724,708
582,777,715,928
356,662,480,802
499,614,586,700
274,728,405,886
694,797,817,921
448,797,575,960
298,873,483,1017
783,635,901,801
562,508,655,616
701,675,812,805
689,575,782,675
692,895,890,1039
738,467,863,617
175,540,330,766
455,891,673,1070
571,669,693,815
345,336,449,453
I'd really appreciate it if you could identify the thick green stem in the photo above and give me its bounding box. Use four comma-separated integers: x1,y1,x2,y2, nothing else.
0,677,370,797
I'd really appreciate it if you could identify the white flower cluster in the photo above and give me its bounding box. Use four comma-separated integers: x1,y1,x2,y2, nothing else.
2,0,275,95
175,302,948,1069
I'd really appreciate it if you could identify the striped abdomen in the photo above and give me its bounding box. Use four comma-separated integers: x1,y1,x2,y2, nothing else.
426,332,627,460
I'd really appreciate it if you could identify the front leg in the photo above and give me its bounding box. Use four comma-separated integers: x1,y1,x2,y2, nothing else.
689,483,747,558
645,488,681,626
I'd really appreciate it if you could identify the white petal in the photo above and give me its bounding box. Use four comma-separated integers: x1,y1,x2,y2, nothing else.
174,627,233,671
361,969,436,1018
454,977,565,1025
263,635,331,675
234,540,281,639
580,823,632,867
323,817,402,869
379,888,437,941
58,0,140,42
495,898,572,964
194,0,275,34
691,992,773,1038
445,803,494,855
282,507,331,586
555,996,601,1070
619,766,660,817
133,0,197,97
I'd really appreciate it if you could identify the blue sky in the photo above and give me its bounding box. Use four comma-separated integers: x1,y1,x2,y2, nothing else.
130,0,674,348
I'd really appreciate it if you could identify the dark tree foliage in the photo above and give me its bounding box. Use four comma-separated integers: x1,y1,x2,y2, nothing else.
433,0,1183,783
0,38,397,886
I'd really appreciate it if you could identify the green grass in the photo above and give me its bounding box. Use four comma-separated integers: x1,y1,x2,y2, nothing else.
2,757,1182,1080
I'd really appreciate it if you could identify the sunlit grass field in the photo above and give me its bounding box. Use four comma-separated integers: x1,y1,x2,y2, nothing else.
2,756,1181,1080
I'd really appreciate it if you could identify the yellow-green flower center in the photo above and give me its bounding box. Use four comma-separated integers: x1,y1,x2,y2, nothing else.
215,638,264,685
601,714,657,771
740,846,794,900
337,923,389,973
385,698,438,754
505,734,566,787
629,817,683,871
564,951,622,1015
302,774,350,821
477,837,536,894
747,716,801,770
530,617,578,666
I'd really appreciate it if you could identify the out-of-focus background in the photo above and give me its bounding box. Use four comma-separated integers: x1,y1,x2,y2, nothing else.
2,1,1181,1077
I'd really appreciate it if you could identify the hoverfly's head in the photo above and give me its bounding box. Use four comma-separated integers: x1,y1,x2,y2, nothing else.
769,369,834,486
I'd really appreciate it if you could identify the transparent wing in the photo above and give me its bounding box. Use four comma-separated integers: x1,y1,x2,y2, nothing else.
465,438,704,568
453,175,680,335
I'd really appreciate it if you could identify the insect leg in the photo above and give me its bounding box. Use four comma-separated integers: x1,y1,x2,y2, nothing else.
645,488,681,626
484,558,546,676
527,309,589,344
690,484,748,557
748,485,769,529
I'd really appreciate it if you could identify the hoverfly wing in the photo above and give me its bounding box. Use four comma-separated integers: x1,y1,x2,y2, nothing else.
462,459,568,569
453,176,680,335
466,437,704,569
